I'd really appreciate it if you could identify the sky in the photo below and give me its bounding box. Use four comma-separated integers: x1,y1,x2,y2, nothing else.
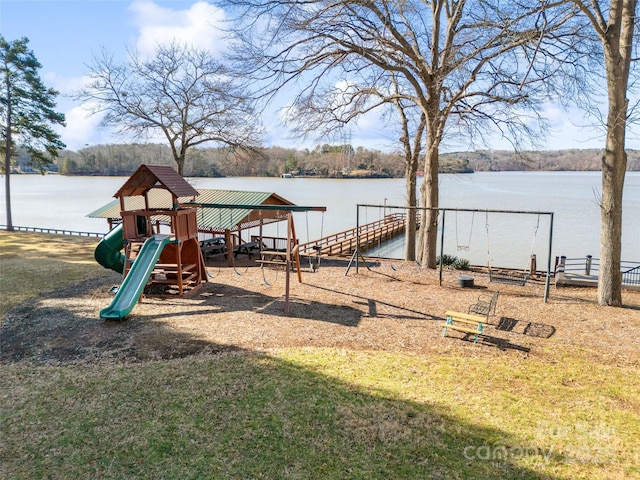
1,0,638,153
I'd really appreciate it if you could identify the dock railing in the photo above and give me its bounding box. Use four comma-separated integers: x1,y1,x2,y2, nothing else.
297,213,406,257
556,255,640,287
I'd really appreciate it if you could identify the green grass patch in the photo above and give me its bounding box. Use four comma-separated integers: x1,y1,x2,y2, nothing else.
0,231,106,319
2,350,639,479
2,232,639,479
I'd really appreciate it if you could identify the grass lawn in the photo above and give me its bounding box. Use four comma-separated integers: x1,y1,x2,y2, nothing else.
0,232,102,321
1,231,639,479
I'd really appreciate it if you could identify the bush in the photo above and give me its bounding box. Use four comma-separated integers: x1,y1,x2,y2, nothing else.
454,258,470,270
436,254,470,270
436,254,458,267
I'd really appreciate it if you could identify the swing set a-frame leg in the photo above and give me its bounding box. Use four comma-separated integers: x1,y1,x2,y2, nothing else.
345,247,372,276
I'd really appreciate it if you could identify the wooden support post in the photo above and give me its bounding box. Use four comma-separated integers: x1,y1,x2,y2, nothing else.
529,254,537,275
285,212,292,314
289,215,302,284
176,240,184,296
225,229,233,267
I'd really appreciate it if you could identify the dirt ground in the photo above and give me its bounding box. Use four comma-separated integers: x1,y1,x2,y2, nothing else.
1,255,639,366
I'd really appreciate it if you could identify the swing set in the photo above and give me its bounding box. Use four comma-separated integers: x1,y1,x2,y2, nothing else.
350,204,555,302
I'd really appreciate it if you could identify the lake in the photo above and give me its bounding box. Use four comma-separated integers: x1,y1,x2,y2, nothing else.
1,171,638,269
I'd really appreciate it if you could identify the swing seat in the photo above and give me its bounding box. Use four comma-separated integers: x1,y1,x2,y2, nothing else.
468,291,499,320
489,270,529,286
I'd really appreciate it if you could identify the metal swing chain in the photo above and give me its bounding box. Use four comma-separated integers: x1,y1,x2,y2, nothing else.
485,211,492,271
456,210,474,251
311,211,324,272
525,214,541,272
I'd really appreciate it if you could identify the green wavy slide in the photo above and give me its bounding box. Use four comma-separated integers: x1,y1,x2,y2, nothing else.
99,234,172,320
94,224,126,274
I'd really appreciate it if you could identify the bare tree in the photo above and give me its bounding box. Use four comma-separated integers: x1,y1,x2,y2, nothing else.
76,42,262,176
225,0,573,267
563,0,638,306
283,71,425,260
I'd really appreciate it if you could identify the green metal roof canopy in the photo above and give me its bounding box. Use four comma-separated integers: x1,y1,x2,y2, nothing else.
188,203,326,212
187,202,326,233
88,189,325,234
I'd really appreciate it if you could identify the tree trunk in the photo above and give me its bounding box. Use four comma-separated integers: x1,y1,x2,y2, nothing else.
175,154,185,176
598,141,626,306
404,154,418,261
597,0,634,306
400,112,423,262
598,55,629,305
4,73,13,231
417,141,440,268
3,141,12,231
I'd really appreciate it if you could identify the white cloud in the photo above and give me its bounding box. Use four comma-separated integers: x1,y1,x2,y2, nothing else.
36,72,108,149
42,72,117,148
539,103,607,150
42,72,86,96
130,1,227,56
57,103,107,149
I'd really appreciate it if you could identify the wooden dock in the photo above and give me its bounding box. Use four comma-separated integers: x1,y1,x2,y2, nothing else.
298,214,408,257
554,256,640,290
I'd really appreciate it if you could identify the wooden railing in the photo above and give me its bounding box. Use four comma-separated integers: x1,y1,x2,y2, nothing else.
297,213,407,257
1,225,106,238
556,255,640,286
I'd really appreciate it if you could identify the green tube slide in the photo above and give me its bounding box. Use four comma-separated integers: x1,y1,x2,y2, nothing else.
95,224,126,273
100,234,172,320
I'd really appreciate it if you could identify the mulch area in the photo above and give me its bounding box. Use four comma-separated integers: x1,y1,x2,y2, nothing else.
2,255,639,366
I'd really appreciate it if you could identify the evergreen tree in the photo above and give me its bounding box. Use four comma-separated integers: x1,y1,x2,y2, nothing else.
1,36,65,230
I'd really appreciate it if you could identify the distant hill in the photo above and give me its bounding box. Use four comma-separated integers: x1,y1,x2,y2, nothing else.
440,149,640,172
38,144,640,178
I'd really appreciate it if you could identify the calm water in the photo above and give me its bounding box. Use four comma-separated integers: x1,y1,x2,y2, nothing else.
1,172,638,268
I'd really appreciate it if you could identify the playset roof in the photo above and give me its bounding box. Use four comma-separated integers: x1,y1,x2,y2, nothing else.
113,164,199,199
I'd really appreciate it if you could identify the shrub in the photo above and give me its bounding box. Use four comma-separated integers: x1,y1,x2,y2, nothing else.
454,258,470,270
436,254,470,270
436,254,458,267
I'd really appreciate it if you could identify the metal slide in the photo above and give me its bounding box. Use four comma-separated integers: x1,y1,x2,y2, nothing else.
99,235,172,320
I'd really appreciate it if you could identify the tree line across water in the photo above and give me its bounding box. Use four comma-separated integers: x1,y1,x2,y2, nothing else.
10,143,640,177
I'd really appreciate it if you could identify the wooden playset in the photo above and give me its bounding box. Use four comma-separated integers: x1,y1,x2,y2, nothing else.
116,164,207,295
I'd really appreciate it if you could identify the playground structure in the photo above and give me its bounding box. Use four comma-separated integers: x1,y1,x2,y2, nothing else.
90,187,303,266
91,167,559,317
95,165,207,319
92,165,327,318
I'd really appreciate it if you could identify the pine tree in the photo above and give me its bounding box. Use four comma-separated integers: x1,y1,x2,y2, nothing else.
1,36,65,230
